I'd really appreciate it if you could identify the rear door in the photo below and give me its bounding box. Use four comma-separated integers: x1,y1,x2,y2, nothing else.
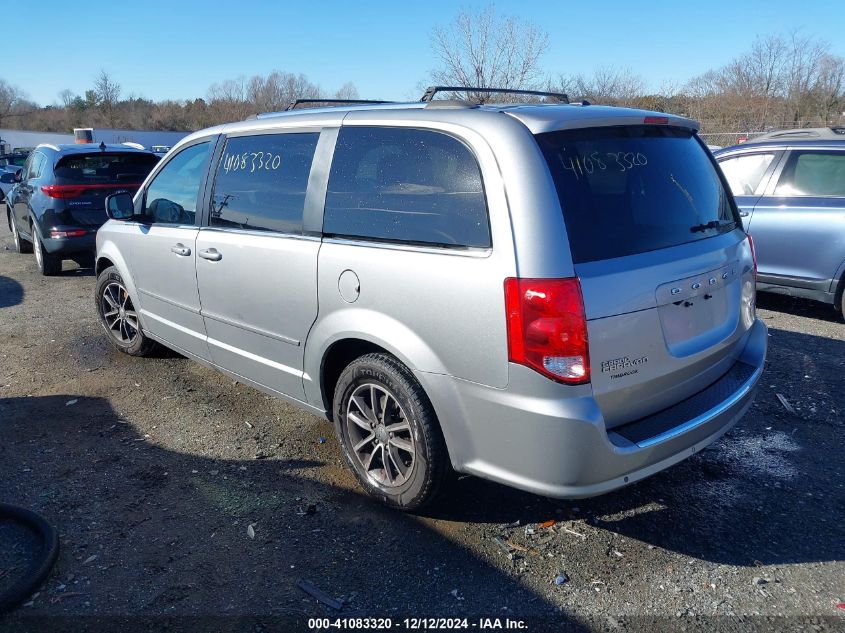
747,148,845,286
715,149,782,229
127,138,215,360
194,130,322,400
536,125,756,427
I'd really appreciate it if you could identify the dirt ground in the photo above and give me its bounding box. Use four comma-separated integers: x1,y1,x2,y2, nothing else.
0,220,843,632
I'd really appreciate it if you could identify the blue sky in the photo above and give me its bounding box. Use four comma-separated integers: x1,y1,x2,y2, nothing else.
6,0,845,105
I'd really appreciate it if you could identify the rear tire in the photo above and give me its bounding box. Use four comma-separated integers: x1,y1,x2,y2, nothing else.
95,266,159,357
32,228,61,276
333,353,449,510
8,210,32,254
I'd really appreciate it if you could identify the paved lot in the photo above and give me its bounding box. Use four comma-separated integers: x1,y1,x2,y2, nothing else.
0,221,843,631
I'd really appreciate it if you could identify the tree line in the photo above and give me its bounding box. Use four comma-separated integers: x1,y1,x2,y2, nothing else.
1,6,843,137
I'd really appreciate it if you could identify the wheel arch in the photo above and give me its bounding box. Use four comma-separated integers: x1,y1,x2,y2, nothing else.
304,309,449,415
831,257,845,308
318,338,390,414
95,241,140,314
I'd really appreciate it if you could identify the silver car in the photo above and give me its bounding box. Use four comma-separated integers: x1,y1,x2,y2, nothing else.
714,129,845,319
95,93,767,509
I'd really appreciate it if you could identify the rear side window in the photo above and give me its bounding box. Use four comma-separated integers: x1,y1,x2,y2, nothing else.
536,126,737,264
54,153,159,185
718,152,776,196
210,133,319,234
26,153,46,179
774,151,845,197
324,127,490,248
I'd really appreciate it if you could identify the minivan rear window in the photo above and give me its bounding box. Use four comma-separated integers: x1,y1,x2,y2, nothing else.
536,126,737,264
54,153,159,185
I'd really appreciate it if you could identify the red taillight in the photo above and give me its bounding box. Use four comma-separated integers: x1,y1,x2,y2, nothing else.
747,233,757,277
41,183,141,199
41,185,85,198
504,277,590,384
643,116,669,125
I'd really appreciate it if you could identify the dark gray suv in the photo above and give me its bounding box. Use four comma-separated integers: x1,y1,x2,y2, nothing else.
715,127,845,319
5,143,159,275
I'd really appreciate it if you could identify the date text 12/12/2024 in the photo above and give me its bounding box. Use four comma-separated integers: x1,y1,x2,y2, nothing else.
308,617,529,630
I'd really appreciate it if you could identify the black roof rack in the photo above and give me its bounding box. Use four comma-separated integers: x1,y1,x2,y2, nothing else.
421,86,569,104
284,98,393,111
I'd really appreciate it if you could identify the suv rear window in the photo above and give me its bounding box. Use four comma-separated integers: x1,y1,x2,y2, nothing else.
54,152,159,185
324,127,490,248
536,126,737,264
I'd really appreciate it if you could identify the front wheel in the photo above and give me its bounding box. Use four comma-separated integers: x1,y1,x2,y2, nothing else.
8,210,32,254
333,353,449,510
95,266,159,356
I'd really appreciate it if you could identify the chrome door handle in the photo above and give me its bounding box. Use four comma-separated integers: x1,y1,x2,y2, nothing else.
198,248,222,261
170,243,191,256
739,211,750,217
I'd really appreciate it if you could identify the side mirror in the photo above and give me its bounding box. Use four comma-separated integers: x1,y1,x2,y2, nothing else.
105,191,135,220
0,172,15,184
13,169,23,183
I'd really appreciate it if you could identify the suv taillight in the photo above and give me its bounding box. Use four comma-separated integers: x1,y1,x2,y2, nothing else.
504,277,590,384
41,185,85,199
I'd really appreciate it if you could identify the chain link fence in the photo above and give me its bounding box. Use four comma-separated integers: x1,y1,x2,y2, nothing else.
698,118,844,149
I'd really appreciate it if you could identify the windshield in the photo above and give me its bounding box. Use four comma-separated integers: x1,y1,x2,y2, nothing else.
536,126,738,264
54,152,159,185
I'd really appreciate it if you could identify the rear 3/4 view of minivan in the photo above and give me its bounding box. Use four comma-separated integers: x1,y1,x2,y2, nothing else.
94,91,767,509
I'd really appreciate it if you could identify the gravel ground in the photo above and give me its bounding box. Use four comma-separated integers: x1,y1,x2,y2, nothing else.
0,221,843,632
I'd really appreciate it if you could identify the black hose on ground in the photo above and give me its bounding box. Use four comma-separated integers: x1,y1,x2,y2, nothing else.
0,503,59,614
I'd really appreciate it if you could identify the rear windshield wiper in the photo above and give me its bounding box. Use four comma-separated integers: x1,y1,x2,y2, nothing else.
689,219,735,233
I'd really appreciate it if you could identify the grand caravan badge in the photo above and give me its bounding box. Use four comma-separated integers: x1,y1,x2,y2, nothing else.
601,355,648,379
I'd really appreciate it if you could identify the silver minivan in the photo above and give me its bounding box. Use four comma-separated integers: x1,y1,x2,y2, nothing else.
95,90,767,509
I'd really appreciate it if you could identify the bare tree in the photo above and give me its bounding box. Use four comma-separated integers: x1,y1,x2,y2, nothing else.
554,67,647,106
430,5,549,101
58,89,76,109
247,71,321,112
207,76,251,122
0,79,29,128
783,31,829,123
93,70,121,127
681,31,845,135
812,54,845,123
335,82,360,100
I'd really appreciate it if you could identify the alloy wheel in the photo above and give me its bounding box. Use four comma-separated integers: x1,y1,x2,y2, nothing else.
345,383,416,488
101,282,139,345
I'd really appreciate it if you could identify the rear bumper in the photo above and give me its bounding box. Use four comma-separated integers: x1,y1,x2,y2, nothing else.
420,318,767,499
39,231,96,255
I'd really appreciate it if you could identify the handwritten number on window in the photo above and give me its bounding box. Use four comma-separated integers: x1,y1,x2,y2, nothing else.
560,152,647,180
222,150,283,174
